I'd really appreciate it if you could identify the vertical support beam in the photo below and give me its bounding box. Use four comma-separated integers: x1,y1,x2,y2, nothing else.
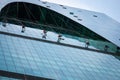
16,2,19,19
38,7,47,24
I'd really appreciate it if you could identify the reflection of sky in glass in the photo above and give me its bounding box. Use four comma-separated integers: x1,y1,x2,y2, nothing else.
0,76,21,80
0,23,120,80
0,23,96,49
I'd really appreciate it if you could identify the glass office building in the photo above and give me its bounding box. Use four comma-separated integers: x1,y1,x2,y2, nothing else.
0,0,120,80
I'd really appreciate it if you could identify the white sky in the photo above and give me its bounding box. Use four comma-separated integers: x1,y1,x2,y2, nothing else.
43,0,120,23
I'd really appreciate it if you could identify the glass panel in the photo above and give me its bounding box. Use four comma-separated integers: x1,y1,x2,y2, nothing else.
0,23,120,80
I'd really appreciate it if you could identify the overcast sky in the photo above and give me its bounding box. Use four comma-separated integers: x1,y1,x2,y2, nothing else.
43,0,120,23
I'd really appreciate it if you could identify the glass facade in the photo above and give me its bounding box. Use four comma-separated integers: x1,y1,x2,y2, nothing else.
0,2,119,53
0,23,120,80
0,76,20,80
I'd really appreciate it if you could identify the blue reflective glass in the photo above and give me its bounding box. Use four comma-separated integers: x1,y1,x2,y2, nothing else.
0,24,120,80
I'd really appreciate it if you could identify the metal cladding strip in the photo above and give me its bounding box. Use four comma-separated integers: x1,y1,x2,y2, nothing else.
0,31,119,56
0,0,120,47
0,70,53,80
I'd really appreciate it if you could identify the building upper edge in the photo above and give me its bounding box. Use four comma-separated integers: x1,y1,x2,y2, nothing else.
0,0,120,47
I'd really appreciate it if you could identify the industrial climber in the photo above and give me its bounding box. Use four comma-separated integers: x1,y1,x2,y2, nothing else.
85,39,90,48
21,25,25,33
42,30,47,39
104,45,109,52
57,34,64,43
2,22,6,27
116,47,120,53
2,19,7,27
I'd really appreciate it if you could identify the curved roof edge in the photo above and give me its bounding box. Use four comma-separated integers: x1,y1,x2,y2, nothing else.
0,0,120,47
